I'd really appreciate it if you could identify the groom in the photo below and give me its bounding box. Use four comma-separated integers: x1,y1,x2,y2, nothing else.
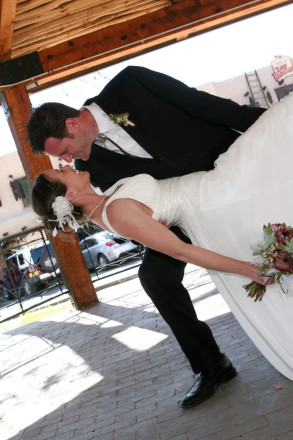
27,66,265,408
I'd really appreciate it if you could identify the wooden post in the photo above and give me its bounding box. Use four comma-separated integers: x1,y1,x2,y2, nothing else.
1,84,98,308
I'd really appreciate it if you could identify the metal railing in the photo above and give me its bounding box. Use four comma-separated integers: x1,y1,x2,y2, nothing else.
0,225,144,323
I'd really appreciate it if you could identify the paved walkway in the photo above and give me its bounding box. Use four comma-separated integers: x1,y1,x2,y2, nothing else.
1,265,293,440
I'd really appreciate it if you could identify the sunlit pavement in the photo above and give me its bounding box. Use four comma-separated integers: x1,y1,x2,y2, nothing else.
0,259,141,323
0,264,293,440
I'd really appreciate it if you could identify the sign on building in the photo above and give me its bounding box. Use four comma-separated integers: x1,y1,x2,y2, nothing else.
272,56,293,81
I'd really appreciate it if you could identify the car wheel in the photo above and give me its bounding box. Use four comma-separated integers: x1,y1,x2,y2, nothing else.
97,254,109,269
23,279,37,296
2,287,15,300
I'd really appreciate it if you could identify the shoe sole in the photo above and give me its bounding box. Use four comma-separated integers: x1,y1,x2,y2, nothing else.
181,367,237,409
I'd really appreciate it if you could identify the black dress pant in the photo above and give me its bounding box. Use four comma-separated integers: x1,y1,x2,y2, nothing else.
138,226,222,374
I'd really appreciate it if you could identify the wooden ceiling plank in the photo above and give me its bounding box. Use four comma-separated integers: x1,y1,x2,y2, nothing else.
16,0,96,25
38,0,292,73
15,1,166,39
15,0,168,27
0,0,17,60
15,0,167,30
12,16,150,51
12,1,169,53
14,0,166,32
16,0,67,16
15,0,53,24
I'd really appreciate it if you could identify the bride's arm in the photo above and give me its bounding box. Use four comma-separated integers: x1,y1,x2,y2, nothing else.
106,199,266,284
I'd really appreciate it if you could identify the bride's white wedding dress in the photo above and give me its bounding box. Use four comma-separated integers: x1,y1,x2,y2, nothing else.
101,93,293,380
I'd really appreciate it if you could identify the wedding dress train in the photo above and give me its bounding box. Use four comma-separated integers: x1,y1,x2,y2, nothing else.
101,93,293,380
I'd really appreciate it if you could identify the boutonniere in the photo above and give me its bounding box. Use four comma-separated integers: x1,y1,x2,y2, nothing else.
109,112,135,127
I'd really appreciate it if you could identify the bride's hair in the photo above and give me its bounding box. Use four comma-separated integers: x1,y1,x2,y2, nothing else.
32,173,83,235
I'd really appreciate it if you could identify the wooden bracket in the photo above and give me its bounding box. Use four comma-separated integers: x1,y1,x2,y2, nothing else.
0,52,44,86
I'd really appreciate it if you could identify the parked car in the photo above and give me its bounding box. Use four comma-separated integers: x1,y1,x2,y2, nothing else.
79,231,143,270
1,266,23,300
2,241,58,300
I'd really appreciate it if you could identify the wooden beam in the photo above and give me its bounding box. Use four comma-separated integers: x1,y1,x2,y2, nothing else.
0,0,17,61
0,85,45,185
0,0,290,88
1,85,98,309
30,0,293,87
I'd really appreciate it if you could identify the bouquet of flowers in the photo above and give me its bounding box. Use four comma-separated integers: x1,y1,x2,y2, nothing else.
243,223,293,302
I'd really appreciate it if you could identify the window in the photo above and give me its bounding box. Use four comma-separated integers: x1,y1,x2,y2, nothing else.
10,177,31,207
274,83,293,101
18,254,25,265
79,242,87,251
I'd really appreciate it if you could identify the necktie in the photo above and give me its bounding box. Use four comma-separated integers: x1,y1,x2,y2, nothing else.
97,133,131,156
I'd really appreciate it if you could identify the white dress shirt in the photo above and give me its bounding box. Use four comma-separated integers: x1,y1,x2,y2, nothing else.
82,103,152,158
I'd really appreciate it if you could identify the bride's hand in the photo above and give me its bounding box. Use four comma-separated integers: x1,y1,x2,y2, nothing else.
249,263,274,286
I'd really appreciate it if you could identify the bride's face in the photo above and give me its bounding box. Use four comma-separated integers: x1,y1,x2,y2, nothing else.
44,165,90,193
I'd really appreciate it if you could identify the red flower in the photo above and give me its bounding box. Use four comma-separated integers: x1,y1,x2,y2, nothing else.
271,223,293,244
274,251,293,272
276,229,293,244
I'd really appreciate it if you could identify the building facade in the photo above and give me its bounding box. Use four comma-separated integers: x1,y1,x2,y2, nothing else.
198,56,293,108
0,151,65,239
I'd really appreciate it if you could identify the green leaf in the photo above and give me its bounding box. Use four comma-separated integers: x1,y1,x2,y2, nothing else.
253,230,276,255
281,237,293,256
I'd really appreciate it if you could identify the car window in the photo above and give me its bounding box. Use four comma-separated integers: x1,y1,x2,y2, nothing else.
79,242,86,251
18,253,25,265
30,244,52,264
85,238,98,248
8,256,18,267
99,231,109,238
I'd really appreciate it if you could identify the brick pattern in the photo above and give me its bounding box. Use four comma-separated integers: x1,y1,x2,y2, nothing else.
0,266,292,440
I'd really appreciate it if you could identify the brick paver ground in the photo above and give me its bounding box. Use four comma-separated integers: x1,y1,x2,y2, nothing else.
1,265,293,440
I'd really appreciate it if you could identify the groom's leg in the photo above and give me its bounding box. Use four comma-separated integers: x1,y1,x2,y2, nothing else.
138,226,222,373
138,226,237,408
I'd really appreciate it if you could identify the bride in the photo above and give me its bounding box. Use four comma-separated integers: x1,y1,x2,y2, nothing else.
32,93,293,381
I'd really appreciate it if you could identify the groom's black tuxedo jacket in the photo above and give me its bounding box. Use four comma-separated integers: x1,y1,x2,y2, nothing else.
75,66,265,191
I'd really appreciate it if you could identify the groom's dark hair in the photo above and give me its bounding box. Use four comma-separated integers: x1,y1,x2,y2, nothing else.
27,102,80,154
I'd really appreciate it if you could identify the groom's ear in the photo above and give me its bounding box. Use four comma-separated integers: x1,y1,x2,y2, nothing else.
66,191,77,203
65,117,79,133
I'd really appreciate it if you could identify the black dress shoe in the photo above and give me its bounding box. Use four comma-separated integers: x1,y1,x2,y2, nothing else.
180,354,237,409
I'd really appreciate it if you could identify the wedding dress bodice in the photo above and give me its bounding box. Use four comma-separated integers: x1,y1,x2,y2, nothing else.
101,174,184,235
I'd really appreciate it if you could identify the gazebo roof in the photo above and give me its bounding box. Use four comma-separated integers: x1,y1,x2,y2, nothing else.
0,0,290,88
